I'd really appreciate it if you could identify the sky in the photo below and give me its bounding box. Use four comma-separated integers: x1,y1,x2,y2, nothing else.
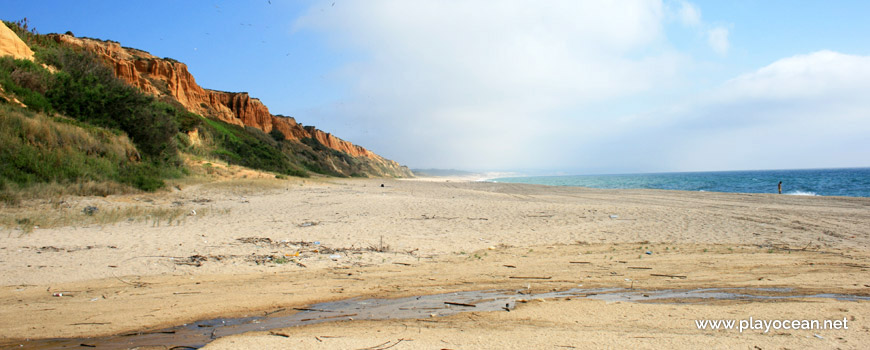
3,0,869,174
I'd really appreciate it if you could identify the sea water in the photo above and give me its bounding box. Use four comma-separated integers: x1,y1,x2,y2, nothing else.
490,168,870,198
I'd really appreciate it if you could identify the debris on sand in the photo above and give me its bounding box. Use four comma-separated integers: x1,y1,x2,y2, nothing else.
82,206,99,216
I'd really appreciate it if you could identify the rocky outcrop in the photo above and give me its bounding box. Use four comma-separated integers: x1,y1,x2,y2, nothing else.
46,33,411,177
0,23,34,60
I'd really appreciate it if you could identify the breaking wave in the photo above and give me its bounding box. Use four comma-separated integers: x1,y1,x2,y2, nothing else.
785,190,818,196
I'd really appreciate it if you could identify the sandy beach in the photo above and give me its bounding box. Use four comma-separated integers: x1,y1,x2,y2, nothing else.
1,177,868,349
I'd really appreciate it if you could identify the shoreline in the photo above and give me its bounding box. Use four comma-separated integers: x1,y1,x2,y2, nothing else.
484,167,870,198
2,178,868,348
484,179,867,199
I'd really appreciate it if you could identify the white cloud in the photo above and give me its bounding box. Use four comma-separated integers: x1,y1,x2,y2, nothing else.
677,1,701,27
720,50,870,100
707,26,729,55
294,2,868,173
667,1,732,55
295,0,686,170
633,51,870,171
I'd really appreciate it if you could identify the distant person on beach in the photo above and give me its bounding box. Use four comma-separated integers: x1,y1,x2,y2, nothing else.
778,181,782,194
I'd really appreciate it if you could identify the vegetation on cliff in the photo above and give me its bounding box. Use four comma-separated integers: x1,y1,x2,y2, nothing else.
0,105,151,203
1,19,410,199
1,21,185,195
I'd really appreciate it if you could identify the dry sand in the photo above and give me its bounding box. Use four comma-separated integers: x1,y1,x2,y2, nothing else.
1,177,868,349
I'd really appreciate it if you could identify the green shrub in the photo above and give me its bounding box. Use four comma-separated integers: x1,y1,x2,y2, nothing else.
118,163,164,192
36,45,180,163
301,137,326,151
173,107,202,133
0,104,168,191
0,57,54,112
269,128,285,142
198,116,308,177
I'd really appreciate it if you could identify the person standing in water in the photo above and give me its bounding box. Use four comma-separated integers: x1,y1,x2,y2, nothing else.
778,181,782,194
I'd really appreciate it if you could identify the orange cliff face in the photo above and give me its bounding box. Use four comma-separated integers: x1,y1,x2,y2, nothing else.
46,33,403,168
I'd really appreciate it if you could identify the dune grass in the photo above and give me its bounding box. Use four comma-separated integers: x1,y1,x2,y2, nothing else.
1,204,230,235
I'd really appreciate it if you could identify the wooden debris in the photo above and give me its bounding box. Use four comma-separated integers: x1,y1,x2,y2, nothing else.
444,301,476,307
121,330,175,337
628,266,652,270
569,261,591,264
650,273,687,279
293,307,332,312
844,263,869,268
301,313,357,322
69,322,110,326
264,308,286,316
269,331,290,338
174,254,208,267
503,264,516,268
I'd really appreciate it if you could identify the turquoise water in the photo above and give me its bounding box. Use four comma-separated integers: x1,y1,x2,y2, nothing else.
491,168,870,197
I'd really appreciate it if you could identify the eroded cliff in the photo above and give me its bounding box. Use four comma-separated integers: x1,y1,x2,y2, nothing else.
46,34,411,177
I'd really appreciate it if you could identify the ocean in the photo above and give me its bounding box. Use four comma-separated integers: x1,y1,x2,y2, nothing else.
490,168,870,198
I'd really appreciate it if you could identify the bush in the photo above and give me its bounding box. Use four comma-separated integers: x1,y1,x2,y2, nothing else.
118,163,164,192
0,57,54,112
269,128,285,142
37,46,180,162
0,104,168,191
198,117,308,177
173,107,202,133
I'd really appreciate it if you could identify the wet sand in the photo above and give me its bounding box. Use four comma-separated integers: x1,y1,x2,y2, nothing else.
1,178,868,348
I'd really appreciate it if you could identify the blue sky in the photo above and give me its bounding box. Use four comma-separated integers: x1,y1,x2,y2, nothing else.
3,1,869,174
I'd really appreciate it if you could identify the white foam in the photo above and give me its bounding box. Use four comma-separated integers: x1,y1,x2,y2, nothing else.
786,190,818,196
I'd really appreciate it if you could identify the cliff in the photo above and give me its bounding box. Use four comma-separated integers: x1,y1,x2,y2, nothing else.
46,34,411,177
0,23,33,60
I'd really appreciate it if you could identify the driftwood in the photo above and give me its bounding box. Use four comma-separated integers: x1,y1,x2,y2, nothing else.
69,322,110,326
300,313,357,322
444,301,476,307
293,307,332,312
264,308,286,316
